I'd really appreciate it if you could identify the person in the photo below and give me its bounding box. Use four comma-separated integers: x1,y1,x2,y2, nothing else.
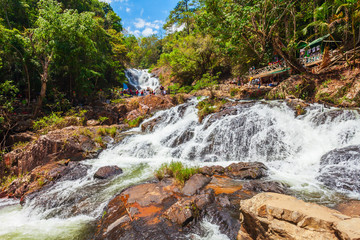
136,90,139,96
258,78,261,88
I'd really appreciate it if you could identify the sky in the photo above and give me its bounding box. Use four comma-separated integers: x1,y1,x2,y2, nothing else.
100,0,179,37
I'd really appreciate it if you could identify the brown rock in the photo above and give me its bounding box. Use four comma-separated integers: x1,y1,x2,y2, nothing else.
225,162,267,179
181,174,211,196
335,200,360,217
94,166,123,179
200,165,225,176
163,199,194,226
86,119,100,126
240,192,360,240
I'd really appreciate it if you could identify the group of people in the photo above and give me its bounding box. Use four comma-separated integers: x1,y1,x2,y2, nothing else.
121,86,167,97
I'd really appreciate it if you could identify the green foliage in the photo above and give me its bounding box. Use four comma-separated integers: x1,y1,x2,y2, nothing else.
98,116,109,125
79,128,94,138
230,88,240,97
12,141,29,151
155,161,200,185
126,116,145,128
197,97,227,122
33,112,64,133
106,127,117,138
0,80,19,112
193,73,219,91
96,127,107,136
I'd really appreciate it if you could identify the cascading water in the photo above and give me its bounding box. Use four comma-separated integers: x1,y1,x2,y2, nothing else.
125,69,160,90
1,99,360,239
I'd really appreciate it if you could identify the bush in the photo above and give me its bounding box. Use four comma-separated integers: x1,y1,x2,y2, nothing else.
126,116,145,127
106,127,117,138
155,161,199,185
193,72,219,91
197,98,227,122
230,88,240,97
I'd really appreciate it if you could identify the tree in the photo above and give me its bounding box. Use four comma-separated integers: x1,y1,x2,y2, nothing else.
164,0,199,35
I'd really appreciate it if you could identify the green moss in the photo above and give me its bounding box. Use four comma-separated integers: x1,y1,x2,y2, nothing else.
155,161,200,185
197,97,227,123
230,88,240,97
106,127,117,138
96,127,107,136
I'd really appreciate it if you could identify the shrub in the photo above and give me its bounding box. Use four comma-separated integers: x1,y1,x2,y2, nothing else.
230,88,240,97
96,127,107,136
155,161,200,185
98,116,109,125
106,127,117,138
193,72,220,91
126,116,145,128
79,128,94,138
197,98,227,122
12,141,29,151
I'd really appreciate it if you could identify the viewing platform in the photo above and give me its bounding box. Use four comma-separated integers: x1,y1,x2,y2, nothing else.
248,54,323,79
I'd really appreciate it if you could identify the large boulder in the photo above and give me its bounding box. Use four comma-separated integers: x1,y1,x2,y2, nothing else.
225,162,268,179
94,166,123,179
239,192,360,240
181,174,211,196
317,145,360,193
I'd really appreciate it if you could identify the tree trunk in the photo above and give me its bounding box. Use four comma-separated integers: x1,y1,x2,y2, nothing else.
24,63,31,106
34,54,52,116
271,35,308,74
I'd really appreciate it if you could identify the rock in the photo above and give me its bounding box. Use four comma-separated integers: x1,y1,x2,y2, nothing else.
285,98,309,116
94,166,123,179
317,145,360,193
335,200,360,217
121,178,178,207
6,131,37,148
200,165,225,176
86,119,100,126
241,180,286,194
240,192,360,240
225,162,268,179
141,116,162,132
163,199,194,226
181,174,211,196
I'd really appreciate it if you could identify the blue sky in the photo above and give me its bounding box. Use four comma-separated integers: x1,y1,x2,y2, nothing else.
101,0,179,37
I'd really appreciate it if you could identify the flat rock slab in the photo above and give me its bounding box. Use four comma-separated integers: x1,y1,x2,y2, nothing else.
94,166,123,179
240,192,360,240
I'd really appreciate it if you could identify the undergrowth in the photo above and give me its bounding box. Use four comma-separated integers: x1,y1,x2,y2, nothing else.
155,161,200,185
197,97,227,122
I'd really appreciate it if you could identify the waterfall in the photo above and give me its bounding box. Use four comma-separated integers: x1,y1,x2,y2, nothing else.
1,99,360,239
125,69,160,90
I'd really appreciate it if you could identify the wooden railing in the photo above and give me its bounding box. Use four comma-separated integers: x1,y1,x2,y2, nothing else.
248,53,324,77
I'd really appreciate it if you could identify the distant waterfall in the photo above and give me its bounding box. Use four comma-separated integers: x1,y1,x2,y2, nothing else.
125,69,160,90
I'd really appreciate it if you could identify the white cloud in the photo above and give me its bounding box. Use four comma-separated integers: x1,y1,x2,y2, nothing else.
166,23,186,34
134,18,164,30
142,28,158,37
126,7,131,13
140,8,144,17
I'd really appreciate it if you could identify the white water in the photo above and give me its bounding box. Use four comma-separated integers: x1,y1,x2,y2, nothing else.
1,99,360,239
125,69,160,90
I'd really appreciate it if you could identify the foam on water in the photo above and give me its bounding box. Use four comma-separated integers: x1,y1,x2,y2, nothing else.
1,99,360,239
125,68,160,90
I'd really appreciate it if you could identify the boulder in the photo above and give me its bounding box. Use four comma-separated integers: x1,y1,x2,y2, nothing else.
225,162,268,179
317,145,360,193
200,165,225,176
94,166,123,179
181,174,211,196
240,192,360,240
335,200,360,217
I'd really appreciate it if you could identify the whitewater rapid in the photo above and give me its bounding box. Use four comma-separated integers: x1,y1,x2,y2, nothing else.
1,99,360,239
125,69,160,90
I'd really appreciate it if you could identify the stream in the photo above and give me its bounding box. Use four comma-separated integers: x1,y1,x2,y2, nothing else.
1,97,360,239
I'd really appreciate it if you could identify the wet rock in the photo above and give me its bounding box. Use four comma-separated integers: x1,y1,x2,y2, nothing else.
94,166,123,179
317,145,360,193
163,199,195,226
181,174,211,196
121,178,179,206
200,204,241,240
241,180,286,194
311,109,359,126
225,162,268,179
285,98,309,116
335,200,360,217
240,192,360,240
200,165,225,176
141,116,162,132
169,129,195,147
